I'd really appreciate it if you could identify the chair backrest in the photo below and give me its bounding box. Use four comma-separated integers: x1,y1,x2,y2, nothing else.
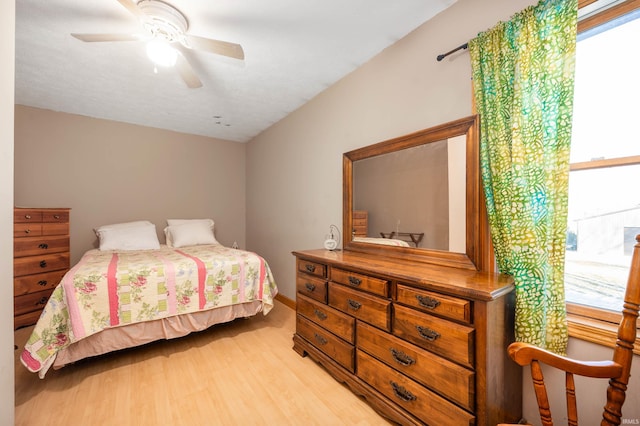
507,234,640,426
602,234,640,425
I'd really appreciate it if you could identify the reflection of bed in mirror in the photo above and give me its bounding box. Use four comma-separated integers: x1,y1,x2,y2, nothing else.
379,231,424,247
352,236,410,247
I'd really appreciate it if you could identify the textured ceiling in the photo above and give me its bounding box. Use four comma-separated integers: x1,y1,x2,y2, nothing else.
15,0,456,142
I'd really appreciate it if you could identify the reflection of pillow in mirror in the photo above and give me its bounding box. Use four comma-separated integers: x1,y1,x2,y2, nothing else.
353,237,411,247
165,220,219,248
96,222,160,251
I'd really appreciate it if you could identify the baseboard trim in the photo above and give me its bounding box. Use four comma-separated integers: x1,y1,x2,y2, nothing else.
275,293,295,310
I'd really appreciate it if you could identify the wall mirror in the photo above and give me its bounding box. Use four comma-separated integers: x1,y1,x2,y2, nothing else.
343,115,491,271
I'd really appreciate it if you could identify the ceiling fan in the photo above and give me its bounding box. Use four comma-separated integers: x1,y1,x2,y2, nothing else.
71,0,245,88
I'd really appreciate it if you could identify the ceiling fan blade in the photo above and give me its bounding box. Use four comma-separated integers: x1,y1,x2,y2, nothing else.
175,54,203,89
115,0,145,19
185,35,245,60
71,33,141,42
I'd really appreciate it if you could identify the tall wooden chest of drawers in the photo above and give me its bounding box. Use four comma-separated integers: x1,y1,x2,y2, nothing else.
14,207,70,329
292,249,521,425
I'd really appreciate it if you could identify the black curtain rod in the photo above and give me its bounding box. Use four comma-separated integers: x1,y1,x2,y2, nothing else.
436,42,469,61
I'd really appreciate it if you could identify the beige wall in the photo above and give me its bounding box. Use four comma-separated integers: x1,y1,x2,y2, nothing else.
245,0,640,423
1,0,15,422
14,106,247,265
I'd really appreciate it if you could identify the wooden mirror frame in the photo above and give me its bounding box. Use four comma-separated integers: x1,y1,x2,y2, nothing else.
343,115,492,271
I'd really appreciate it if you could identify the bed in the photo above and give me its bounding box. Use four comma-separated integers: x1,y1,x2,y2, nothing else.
20,220,278,378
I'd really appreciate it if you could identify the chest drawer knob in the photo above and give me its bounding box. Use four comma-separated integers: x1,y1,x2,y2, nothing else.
416,325,441,341
39,260,48,268
305,264,316,273
38,280,48,286
390,381,417,402
38,243,49,249
54,215,60,219
36,296,48,306
348,276,362,286
24,214,32,219
313,333,328,346
314,309,327,321
415,295,441,309
24,229,31,234
304,282,316,292
390,348,416,366
347,299,362,311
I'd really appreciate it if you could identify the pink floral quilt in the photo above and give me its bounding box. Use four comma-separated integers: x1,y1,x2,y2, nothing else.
21,244,278,376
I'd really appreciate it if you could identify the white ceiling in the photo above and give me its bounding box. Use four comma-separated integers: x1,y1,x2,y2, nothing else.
15,0,456,143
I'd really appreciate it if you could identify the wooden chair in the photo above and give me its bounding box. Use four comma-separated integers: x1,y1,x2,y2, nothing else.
500,234,640,426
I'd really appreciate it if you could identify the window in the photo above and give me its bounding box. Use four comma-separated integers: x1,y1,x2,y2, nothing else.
566,0,640,342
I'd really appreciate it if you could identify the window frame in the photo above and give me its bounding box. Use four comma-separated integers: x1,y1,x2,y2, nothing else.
568,0,640,354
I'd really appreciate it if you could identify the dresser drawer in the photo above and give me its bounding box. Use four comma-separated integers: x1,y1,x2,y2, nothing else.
296,315,354,372
14,288,54,316
14,270,66,296
14,223,43,238
14,252,70,277
357,321,474,410
14,209,43,223
41,209,69,223
393,304,475,368
296,274,327,303
331,268,388,297
298,294,355,343
396,284,472,324
297,258,327,278
15,310,45,330
14,235,70,258
356,350,475,426
329,283,391,331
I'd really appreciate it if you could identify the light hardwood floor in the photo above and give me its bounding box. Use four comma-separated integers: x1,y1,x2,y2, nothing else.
14,300,391,426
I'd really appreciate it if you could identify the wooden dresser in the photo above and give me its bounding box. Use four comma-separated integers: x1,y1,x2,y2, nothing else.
14,207,70,329
292,249,521,425
352,210,368,237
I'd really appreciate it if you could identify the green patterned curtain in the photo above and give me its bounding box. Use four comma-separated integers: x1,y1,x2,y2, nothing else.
469,0,577,354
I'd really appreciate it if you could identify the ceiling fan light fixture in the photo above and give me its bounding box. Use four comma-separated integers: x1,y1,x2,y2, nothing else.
146,39,178,67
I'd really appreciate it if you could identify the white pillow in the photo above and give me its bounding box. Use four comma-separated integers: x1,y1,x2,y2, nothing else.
95,220,153,233
166,219,214,227
96,222,160,251
165,220,219,248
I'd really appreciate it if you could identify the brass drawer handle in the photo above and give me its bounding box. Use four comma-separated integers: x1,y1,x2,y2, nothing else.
38,280,48,286
390,381,417,402
314,309,327,321
24,214,32,219
39,260,48,268
24,229,31,234
304,282,316,292
53,214,60,219
390,348,416,366
415,295,440,309
347,299,362,311
348,276,361,286
416,325,440,341
305,264,316,273
313,333,327,346
38,243,49,249
36,296,48,306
